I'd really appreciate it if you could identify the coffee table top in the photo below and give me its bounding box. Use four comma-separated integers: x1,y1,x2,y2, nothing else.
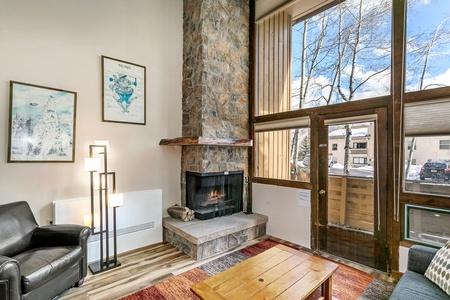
191,244,339,300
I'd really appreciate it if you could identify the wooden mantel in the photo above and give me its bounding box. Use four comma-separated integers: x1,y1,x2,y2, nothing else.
159,137,252,147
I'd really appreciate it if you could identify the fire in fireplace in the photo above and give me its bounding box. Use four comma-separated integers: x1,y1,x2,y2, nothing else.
186,170,243,220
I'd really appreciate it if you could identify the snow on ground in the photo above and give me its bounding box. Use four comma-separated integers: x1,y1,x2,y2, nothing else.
355,165,374,171
406,165,422,180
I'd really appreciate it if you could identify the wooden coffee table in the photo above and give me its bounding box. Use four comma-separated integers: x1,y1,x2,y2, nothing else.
191,244,338,300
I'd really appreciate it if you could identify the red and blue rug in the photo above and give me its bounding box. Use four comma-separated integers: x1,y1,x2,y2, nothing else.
120,239,394,300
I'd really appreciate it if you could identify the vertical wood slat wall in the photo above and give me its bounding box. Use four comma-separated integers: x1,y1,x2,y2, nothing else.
256,11,292,179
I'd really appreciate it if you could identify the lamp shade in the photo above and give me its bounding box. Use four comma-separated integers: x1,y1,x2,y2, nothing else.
109,193,124,207
85,158,101,172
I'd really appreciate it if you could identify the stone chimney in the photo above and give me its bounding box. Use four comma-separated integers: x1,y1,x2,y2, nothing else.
181,0,250,208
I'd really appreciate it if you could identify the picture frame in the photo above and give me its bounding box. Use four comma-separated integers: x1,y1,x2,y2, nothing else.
102,56,146,125
8,81,77,162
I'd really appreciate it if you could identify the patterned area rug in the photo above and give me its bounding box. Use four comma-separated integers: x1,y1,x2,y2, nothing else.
120,239,394,300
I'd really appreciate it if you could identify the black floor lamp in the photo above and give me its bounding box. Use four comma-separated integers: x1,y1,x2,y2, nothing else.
84,141,122,274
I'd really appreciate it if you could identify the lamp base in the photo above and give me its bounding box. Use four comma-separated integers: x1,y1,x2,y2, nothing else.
89,258,121,275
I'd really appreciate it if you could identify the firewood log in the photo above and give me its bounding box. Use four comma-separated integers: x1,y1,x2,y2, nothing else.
167,205,195,221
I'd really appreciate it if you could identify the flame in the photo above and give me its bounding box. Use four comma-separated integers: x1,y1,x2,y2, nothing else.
207,189,226,201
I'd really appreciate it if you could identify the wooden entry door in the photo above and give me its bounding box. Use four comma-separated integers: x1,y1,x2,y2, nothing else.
317,108,388,271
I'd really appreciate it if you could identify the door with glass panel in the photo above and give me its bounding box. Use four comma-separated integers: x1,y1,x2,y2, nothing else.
317,108,388,271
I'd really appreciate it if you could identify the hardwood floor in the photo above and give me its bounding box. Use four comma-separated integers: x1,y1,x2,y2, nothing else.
61,235,393,300
60,236,267,300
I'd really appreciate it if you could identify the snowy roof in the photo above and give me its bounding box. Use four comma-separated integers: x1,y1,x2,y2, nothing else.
329,127,368,137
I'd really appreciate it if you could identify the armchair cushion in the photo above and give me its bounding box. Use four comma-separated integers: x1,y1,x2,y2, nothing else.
13,246,82,293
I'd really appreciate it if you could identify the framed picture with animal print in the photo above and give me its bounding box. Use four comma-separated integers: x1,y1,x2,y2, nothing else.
102,56,146,125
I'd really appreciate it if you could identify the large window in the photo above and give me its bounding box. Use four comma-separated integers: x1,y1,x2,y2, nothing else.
405,0,450,92
254,117,310,182
254,0,391,182
403,99,450,197
254,0,450,261
291,0,391,109
255,128,311,182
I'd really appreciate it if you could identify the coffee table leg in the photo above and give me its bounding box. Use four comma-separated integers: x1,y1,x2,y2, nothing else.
321,276,332,300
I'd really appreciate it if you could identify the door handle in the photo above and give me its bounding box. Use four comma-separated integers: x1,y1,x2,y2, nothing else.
318,189,326,195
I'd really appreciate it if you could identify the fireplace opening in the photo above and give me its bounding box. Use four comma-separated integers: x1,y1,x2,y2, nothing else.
186,170,243,220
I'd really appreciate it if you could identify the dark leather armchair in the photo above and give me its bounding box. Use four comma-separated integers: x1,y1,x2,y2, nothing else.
0,201,91,300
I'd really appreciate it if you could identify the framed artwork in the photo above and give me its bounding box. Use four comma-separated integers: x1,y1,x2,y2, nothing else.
102,56,146,125
8,81,77,162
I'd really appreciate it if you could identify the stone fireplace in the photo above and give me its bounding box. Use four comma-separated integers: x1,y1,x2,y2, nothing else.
160,0,252,210
161,0,267,260
186,170,243,220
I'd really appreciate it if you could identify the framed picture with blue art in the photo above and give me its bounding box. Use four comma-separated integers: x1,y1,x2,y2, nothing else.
102,56,146,125
8,81,77,162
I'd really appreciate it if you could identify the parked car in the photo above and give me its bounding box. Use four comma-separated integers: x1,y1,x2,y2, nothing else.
419,160,450,181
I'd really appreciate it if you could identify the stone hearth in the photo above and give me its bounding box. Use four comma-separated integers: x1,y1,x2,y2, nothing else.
163,212,267,260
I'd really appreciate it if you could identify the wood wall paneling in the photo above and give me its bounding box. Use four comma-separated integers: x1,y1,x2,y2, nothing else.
256,11,292,180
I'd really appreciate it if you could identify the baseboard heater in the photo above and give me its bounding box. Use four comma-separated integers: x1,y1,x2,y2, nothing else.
53,189,162,263
87,221,155,242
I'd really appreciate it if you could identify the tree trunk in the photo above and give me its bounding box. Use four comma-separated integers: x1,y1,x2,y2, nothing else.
344,125,352,175
405,137,416,179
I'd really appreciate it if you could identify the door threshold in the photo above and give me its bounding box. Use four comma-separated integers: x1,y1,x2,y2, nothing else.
316,250,394,283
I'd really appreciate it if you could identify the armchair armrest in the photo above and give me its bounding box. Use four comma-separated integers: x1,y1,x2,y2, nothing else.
407,244,439,275
33,224,91,278
0,255,21,300
33,224,91,248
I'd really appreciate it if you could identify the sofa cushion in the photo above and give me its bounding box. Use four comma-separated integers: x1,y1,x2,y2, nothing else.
13,246,82,293
390,270,450,300
425,241,450,296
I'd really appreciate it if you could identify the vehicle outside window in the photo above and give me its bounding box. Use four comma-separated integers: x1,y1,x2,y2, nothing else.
419,160,450,181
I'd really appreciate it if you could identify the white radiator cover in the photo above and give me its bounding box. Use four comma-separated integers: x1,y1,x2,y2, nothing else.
53,189,162,263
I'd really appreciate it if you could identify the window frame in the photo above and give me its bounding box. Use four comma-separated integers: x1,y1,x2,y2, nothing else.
439,140,450,150
404,204,450,247
353,157,368,165
353,142,368,149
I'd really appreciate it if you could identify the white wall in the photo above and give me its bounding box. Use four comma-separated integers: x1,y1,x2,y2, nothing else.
399,246,409,273
252,183,311,248
0,0,183,225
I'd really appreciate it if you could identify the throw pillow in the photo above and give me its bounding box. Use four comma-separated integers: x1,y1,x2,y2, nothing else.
424,240,450,296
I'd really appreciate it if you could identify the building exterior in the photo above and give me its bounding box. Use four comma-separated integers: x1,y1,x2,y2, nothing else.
328,123,375,167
